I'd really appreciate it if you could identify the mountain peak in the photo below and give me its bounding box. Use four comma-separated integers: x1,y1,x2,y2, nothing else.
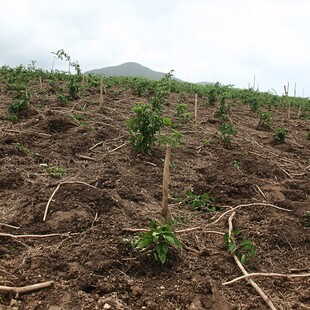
87,62,166,80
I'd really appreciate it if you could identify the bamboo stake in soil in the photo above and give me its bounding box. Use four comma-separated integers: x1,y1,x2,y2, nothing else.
194,94,198,123
39,76,43,91
161,145,171,222
284,85,290,120
99,77,104,109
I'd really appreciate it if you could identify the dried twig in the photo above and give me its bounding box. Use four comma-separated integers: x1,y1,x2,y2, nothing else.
223,272,310,285
0,223,20,230
43,183,61,222
0,281,54,296
0,232,78,239
43,181,101,221
76,154,97,161
255,185,266,199
227,212,277,310
210,202,291,226
89,141,103,151
108,142,128,153
280,168,293,179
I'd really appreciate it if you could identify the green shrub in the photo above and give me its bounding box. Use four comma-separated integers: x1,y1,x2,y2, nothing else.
275,128,288,143
131,220,182,264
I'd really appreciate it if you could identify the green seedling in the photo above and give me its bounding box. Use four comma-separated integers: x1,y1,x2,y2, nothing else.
158,128,183,148
8,98,28,115
224,230,256,266
41,164,64,177
174,103,192,123
258,111,273,129
231,160,241,169
13,142,30,153
186,189,219,212
219,122,237,146
131,220,182,264
203,139,210,146
275,128,288,143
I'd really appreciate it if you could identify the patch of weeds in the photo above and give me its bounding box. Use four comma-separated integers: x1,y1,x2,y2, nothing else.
8,114,19,122
174,103,192,124
8,98,28,115
224,230,256,266
274,128,288,143
307,131,310,140
203,139,210,146
131,220,182,264
219,122,237,146
186,189,219,212
231,160,241,169
57,93,69,105
258,111,273,130
158,128,184,148
41,164,64,177
13,142,30,153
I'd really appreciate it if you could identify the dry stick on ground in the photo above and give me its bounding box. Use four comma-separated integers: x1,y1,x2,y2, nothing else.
0,232,78,239
108,142,128,154
43,181,101,222
99,77,104,109
209,202,291,226
0,223,20,230
227,212,277,310
89,141,103,151
76,154,97,161
161,145,171,222
223,272,310,285
0,281,54,297
123,227,224,236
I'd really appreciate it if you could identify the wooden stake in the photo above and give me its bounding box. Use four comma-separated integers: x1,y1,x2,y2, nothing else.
294,82,296,97
39,76,43,91
161,145,171,222
99,77,104,109
284,85,290,120
194,94,198,123
297,105,301,118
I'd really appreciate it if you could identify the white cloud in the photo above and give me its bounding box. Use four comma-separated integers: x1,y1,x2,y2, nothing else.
0,0,309,96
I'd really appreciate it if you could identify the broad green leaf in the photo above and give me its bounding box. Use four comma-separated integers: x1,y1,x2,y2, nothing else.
228,242,237,254
163,234,182,249
156,243,169,264
162,117,172,126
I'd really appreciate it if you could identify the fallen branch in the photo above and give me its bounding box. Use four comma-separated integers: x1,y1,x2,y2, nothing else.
223,272,310,285
0,281,54,296
0,232,78,239
227,212,277,310
210,202,291,226
76,154,97,161
0,223,20,230
123,227,224,235
89,141,103,150
108,142,128,153
43,181,101,221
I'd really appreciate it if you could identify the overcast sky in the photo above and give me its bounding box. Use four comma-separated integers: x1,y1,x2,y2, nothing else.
1,0,310,97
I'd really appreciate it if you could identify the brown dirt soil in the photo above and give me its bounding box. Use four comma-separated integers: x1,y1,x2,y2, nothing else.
0,80,309,310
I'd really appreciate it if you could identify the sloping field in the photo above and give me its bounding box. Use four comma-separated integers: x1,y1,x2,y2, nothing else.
0,68,309,309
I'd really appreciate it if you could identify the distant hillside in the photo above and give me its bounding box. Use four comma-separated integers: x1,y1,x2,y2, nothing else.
87,62,168,80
